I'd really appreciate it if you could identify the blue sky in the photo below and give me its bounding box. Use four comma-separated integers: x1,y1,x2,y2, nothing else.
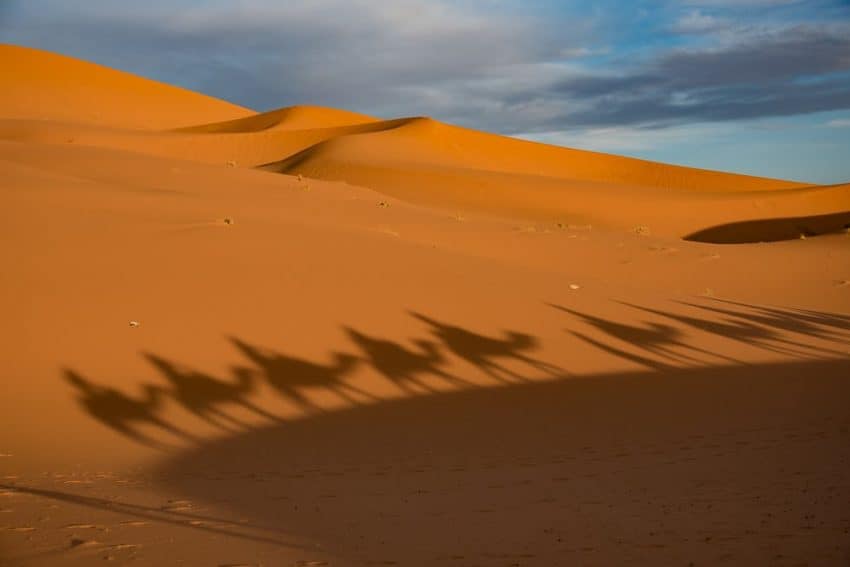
2,0,849,183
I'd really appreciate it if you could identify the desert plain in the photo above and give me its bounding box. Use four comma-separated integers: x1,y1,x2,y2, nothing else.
1,44,849,566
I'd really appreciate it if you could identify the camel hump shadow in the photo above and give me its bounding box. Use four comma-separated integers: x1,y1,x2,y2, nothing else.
143,353,280,432
343,326,471,393
228,336,376,411
409,311,563,381
63,368,192,449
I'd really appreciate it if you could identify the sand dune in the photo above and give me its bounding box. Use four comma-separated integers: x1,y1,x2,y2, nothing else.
174,105,378,133
263,115,803,190
1,45,849,566
0,44,252,128
3,45,847,240
3,110,846,237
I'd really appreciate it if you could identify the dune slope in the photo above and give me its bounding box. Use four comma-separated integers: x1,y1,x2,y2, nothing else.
0,44,253,129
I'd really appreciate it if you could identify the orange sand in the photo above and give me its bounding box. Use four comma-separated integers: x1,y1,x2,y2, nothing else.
1,45,849,566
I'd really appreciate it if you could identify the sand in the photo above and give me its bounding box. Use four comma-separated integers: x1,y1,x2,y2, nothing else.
1,44,849,566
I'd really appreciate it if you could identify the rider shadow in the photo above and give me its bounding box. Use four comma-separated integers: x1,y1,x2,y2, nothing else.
548,303,738,368
675,299,850,356
144,354,282,433
344,327,469,394
569,332,676,371
63,369,193,449
410,312,564,382
229,337,378,413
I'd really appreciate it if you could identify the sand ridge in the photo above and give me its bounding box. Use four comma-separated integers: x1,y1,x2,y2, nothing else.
0,44,253,129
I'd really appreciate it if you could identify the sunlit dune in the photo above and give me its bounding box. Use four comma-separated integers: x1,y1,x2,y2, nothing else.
0,44,253,128
3,45,847,239
174,105,379,133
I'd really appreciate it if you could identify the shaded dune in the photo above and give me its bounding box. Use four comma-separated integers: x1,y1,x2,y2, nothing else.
156,357,850,565
684,208,850,243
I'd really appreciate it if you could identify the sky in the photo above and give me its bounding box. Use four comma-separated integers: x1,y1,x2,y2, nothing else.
1,0,850,183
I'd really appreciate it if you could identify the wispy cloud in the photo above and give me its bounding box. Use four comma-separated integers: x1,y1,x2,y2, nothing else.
671,10,729,34
544,24,850,129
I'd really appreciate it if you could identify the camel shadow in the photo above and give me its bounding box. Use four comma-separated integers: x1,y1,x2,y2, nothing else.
64,317,561,449
144,354,282,433
677,299,850,355
63,369,193,449
410,312,564,381
549,303,737,368
229,337,378,413
617,301,841,359
344,326,469,393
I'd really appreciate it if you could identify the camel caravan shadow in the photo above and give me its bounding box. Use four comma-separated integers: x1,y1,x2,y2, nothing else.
63,301,850,449
64,312,561,449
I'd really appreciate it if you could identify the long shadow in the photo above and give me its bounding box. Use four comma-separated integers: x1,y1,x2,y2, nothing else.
144,354,282,432
548,304,737,367
229,337,379,412
618,301,844,359
63,369,193,449
64,304,849,457
570,331,676,371
787,305,850,328
344,326,469,393
410,311,564,381
681,298,850,346
58,305,850,563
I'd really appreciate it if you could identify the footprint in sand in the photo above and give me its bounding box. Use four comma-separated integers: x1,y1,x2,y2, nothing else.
161,499,194,512
63,523,100,529
119,520,148,527
103,543,141,554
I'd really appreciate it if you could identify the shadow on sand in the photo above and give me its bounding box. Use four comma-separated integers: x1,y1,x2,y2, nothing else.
39,300,850,564
63,370,194,449
150,356,850,566
683,210,850,243
63,313,569,447
62,301,850,452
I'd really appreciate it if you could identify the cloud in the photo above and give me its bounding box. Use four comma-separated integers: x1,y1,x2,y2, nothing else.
671,10,729,34
682,0,804,6
538,24,850,130
0,0,576,114
518,123,727,153
827,118,850,127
